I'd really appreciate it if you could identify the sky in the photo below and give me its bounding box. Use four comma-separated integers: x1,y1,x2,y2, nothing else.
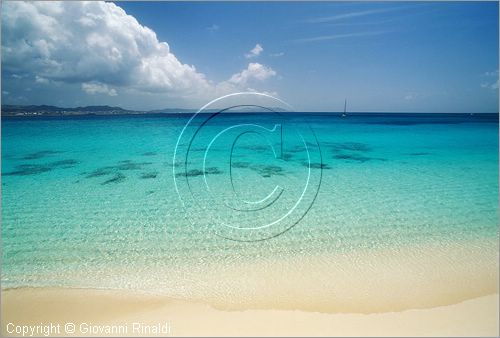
1,1,498,113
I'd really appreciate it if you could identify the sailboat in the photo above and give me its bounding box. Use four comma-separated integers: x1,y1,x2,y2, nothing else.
341,98,347,117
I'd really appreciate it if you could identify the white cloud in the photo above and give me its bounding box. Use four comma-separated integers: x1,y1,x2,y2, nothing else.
245,44,263,58
484,70,499,77
482,80,499,90
227,63,276,86
82,81,117,96
305,6,407,24
2,2,278,104
35,75,49,84
294,31,387,43
481,70,499,90
246,88,279,97
2,1,212,97
214,63,277,95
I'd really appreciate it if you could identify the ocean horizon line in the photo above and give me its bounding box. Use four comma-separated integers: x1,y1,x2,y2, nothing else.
2,104,499,116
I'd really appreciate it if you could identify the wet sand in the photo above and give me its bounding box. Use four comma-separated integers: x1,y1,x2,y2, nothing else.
1,288,498,337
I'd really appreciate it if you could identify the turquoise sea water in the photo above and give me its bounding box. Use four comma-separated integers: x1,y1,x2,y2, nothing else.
1,113,498,309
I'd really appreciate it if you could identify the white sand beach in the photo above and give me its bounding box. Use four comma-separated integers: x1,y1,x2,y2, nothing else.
1,288,498,337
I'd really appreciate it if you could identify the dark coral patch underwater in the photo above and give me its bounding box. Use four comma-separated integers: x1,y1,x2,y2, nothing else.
175,167,223,177
83,160,152,177
50,159,79,168
250,165,285,178
230,161,286,178
140,171,158,179
302,162,332,169
85,168,113,178
408,152,431,156
115,160,153,170
333,153,387,162
3,164,52,176
3,159,80,176
21,150,65,160
101,172,126,185
82,160,154,185
333,154,373,162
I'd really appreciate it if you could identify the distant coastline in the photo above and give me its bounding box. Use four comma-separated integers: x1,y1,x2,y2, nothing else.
0,104,293,117
1,104,498,117
1,104,183,117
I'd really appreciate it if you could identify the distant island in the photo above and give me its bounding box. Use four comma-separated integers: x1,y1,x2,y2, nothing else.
0,105,197,117
1,105,290,117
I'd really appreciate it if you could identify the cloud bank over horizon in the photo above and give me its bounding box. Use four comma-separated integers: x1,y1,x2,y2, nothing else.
1,1,277,108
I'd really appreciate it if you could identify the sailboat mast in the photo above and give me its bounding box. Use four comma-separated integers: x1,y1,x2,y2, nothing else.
344,99,347,114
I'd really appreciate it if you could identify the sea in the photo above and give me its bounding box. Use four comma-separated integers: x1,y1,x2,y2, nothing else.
2,112,498,312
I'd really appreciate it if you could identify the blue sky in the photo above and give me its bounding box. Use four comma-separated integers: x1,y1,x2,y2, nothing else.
1,1,498,112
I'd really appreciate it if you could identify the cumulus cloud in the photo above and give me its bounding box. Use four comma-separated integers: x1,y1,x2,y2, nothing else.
2,2,277,103
214,63,277,96
245,44,263,58
227,63,276,86
82,81,117,96
1,1,211,97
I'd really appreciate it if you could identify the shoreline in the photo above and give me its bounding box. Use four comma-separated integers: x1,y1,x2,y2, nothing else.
1,288,498,337
2,238,498,315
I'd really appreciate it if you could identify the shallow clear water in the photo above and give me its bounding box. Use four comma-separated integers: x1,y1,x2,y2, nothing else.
1,113,498,310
